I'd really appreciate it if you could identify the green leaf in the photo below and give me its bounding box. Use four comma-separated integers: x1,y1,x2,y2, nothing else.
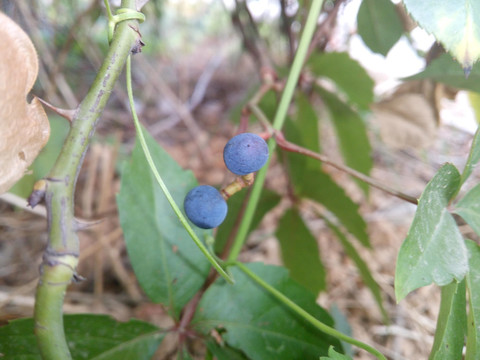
455,183,480,237
429,281,466,360
0,314,163,360
466,240,480,360
9,115,69,198
283,121,370,248
403,0,480,70
295,92,321,165
326,220,388,324
215,188,281,253
469,93,480,123
329,305,353,358
319,346,353,360
258,89,279,120
178,347,194,360
194,263,342,360
276,208,326,295
206,341,249,360
357,0,403,56
296,165,370,248
461,126,480,184
309,52,374,110
316,88,372,195
395,163,468,301
406,54,480,91
117,127,210,317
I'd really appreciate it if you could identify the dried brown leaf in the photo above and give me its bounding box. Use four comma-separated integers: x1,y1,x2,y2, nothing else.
372,93,437,149
0,12,50,194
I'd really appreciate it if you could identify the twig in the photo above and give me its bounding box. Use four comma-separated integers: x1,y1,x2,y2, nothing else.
134,56,212,163
149,55,223,136
275,132,419,205
308,0,346,55
188,55,223,109
16,1,79,108
47,0,99,90
0,193,47,217
230,0,271,70
279,0,295,63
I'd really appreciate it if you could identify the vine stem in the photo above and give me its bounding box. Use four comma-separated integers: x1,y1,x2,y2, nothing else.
125,56,234,284
34,1,141,359
275,132,419,204
234,262,388,360
227,0,324,262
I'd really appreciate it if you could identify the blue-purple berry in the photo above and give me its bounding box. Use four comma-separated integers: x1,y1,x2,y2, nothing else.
223,133,269,175
184,185,228,229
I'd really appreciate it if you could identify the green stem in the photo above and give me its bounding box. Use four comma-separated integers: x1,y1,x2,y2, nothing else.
234,262,387,360
34,2,141,359
125,57,234,284
227,0,324,262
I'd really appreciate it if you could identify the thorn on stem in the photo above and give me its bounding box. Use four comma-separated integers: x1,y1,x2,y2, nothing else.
37,97,76,123
72,273,86,282
73,217,104,231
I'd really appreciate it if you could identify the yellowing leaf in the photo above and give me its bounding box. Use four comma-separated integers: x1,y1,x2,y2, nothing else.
0,12,49,194
403,1,480,71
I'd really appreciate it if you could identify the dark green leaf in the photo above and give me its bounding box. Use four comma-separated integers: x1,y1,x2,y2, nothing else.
206,341,249,360
326,220,388,324
406,54,480,92
466,240,480,360
117,126,210,317
0,315,163,360
178,347,194,360
276,208,326,294
357,0,403,56
403,0,480,69
395,164,468,301
295,92,321,160
309,52,374,110
316,88,372,195
283,121,370,248
215,188,281,253
429,281,466,360
461,126,480,184
320,346,352,360
296,165,370,248
258,89,279,120
194,263,342,360
455,183,480,237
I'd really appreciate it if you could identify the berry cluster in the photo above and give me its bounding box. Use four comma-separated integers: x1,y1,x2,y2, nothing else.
184,133,269,229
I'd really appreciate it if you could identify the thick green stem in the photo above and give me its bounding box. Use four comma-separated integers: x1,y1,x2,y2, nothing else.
34,2,141,359
234,262,387,360
227,0,324,262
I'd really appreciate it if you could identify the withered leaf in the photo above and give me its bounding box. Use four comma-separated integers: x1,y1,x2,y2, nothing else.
0,12,50,194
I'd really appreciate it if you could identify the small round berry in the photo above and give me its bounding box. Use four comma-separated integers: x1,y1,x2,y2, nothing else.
223,133,269,176
184,185,228,229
